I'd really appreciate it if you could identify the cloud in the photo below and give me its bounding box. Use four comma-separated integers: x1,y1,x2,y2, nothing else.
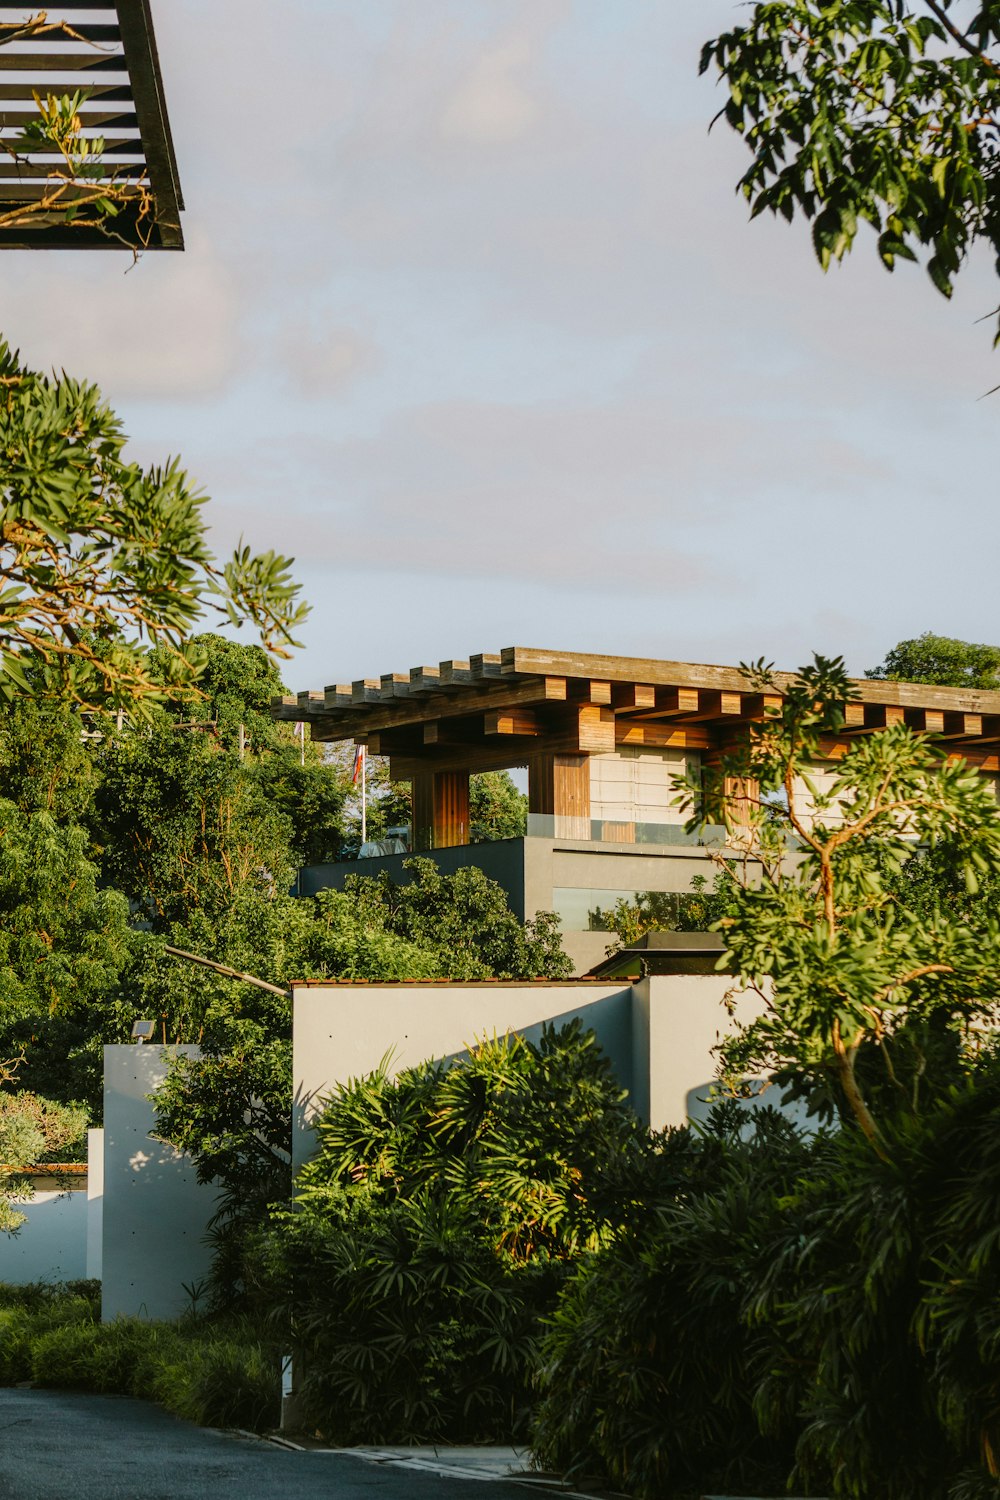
0,228,242,400
274,322,379,396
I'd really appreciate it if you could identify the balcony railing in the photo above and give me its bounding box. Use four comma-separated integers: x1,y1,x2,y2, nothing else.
525,814,727,846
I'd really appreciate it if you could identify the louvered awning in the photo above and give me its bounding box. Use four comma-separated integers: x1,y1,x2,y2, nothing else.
0,1,182,249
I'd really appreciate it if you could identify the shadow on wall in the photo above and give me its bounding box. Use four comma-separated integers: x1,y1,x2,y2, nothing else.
686,1080,818,1133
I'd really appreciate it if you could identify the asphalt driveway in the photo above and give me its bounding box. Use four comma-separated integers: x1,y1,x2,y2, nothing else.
0,1388,536,1500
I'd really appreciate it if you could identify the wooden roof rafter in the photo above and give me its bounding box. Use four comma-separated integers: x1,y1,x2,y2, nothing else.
0,0,182,250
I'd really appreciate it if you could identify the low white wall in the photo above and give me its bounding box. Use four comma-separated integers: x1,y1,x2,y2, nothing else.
292,975,773,1169
86,1128,103,1280
102,1045,219,1322
0,1185,88,1285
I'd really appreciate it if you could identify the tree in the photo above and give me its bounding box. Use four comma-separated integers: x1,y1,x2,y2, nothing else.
0,797,136,1109
0,341,307,711
701,2,1000,331
470,771,527,842
866,630,1000,688
0,1065,88,1234
689,655,1000,1154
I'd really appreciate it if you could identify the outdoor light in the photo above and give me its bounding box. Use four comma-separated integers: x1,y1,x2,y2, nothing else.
131,1020,156,1044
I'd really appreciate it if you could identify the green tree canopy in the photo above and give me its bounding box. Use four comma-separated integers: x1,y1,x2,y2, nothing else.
690,655,1000,1153
701,2,1000,331
866,630,1000,687
0,342,307,711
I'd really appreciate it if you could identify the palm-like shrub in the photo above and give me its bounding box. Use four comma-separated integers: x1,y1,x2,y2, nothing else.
268,1021,646,1443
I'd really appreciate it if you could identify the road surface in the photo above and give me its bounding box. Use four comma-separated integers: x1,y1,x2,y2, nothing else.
0,1388,535,1500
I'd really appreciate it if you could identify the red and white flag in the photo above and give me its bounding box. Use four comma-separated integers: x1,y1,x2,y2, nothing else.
352,743,365,784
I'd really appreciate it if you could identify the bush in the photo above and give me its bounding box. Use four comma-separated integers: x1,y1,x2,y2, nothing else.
531,1105,810,1499
0,1281,279,1433
269,1021,647,1443
148,1325,280,1431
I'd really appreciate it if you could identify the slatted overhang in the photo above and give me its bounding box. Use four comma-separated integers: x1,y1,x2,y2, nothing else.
271,647,1000,775
0,0,182,249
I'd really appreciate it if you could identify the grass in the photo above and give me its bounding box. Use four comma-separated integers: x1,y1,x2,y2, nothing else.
0,1281,281,1432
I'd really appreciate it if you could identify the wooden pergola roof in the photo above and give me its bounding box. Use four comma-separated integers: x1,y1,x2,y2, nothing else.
272,646,1000,776
0,1,182,249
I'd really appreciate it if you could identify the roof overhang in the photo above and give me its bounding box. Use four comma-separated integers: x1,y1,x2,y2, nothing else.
0,1,182,249
272,646,1000,777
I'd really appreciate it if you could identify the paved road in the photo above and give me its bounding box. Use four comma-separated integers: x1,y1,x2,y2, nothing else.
0,1389,534,1500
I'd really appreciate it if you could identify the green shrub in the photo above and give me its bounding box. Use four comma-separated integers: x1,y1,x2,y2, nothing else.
30,1318,150,1393
149,1327,280,1431
270,1021,646,1443
531,1105,809,1499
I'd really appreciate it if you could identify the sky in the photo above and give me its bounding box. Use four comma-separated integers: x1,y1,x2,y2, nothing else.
2,0,999,693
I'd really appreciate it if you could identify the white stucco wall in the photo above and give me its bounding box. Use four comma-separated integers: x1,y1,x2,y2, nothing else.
86,1127,103,1280
101,1045,219,1322
0,1185,88,1285
291,974,786,1170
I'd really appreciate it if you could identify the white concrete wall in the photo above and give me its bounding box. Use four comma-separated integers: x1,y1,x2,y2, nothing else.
292,975,786,1169
101,1045,219,1322
0,1185,88,1285
590,747,688,828
86,1128,103,1281
293,982,633,1172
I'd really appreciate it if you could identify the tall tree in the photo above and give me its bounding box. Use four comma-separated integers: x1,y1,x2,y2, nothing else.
690,655,1000,1153
701,2,1000,333
866,631,1000,688
0,342,307,711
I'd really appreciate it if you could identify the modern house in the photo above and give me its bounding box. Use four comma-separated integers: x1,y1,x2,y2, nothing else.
273,647,1000,971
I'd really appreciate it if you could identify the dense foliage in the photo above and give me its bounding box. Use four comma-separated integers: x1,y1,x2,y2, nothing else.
0,1080,87,1232
0,1281,280,1433
867,630,1000,689
681,654,1000,1150
0,343,306,709
701,1,1000,334
263,1022,646,1444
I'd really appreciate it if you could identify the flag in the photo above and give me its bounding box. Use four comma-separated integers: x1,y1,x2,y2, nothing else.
352,743,365,784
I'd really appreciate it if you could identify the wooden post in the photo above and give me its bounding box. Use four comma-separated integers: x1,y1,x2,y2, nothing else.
410,769,470,850
529,752,591,839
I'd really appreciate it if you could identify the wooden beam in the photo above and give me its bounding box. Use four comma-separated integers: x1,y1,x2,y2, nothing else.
469,653,503,679
577,704,616,754
296,690,324,713
311,676,569,739
411,769,470,849
908,708,945,735
352,679,381,706
484,709,541,737
438,660,472,689
570,680,612,706
409,666,442,694
615,722,713,750
612,683,657,712
380,673,410,701
324,684,353,709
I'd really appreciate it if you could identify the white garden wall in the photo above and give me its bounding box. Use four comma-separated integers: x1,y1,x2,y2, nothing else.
101,1044,219,1322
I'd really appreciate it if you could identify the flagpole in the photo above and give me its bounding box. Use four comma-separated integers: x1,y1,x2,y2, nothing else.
361,746,367,845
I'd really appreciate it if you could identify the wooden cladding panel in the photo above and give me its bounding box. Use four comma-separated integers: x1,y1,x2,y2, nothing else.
411,769,470,850
529,752,590,825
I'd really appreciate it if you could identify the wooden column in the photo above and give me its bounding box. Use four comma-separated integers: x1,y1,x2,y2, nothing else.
410,769,470,850
529,753,591,839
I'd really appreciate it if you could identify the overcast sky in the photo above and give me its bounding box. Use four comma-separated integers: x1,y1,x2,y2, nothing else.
3,1,999,692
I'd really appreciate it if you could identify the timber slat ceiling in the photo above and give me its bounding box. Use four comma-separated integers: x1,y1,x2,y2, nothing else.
0,1,182,249
270,647,1000,771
